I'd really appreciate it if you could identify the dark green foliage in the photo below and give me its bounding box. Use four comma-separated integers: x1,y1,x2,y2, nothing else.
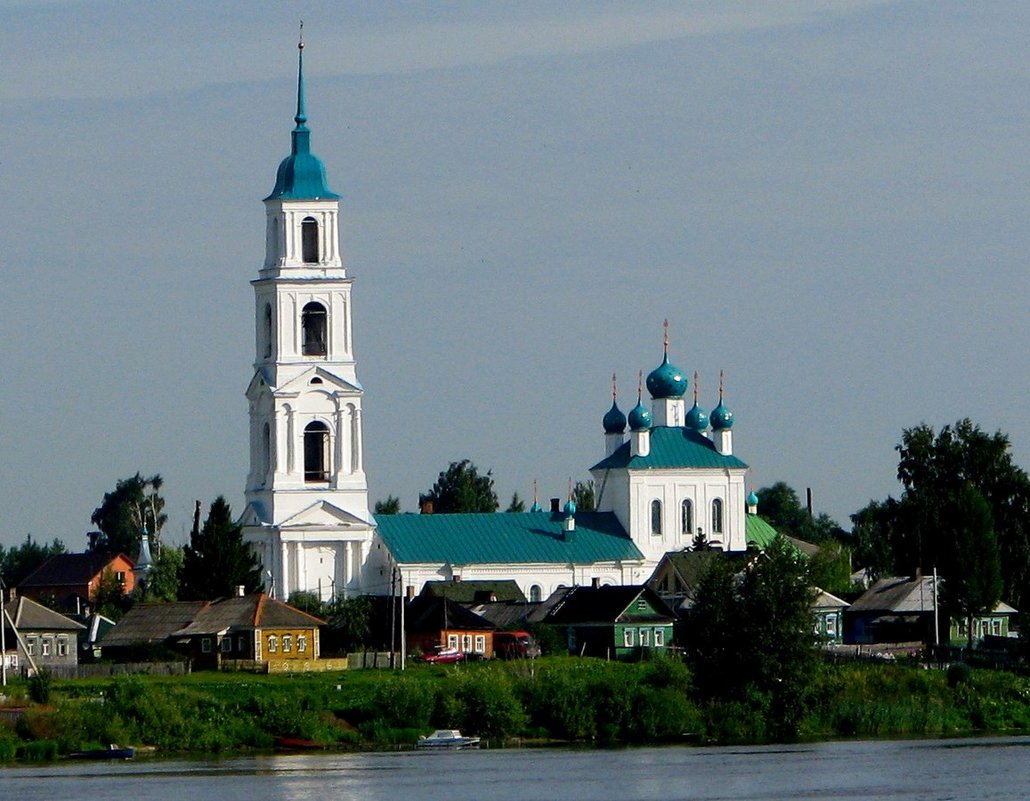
0,729,18,761
92,567,130,620
942,485,1003,650
287,591,325,617
325,595,373,652
374,495,401,515
137,544,183,602
90,473,166,556
505,492,526,513
572,480,596,512
686,538,818,738
419,460,499,513
0,534,65,587
180,496,263,600
947,663,973,688
16,740,57,761
755,482,846,544
806,540,855,596
28,670,53,704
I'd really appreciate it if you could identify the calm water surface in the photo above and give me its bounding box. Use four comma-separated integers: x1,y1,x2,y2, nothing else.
3,736,1028,801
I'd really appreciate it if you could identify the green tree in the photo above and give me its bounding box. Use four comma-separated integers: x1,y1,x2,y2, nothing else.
287,590,325,617
572,480,596,512
136,545,183,602
755,482,845,544
942,485,1003,651
419,460,498,513
806,540,854,597
89,473,166,556
92,568,130,620
506,492,526,512
325,595,373,651
685,538,817,737
374,496,401,515
179,497,263,600
0,535,65,587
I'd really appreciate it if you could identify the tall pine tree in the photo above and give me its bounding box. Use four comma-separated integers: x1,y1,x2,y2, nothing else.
180,497,263,600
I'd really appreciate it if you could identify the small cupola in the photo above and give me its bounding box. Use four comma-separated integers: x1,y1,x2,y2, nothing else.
629,372,652,457
647,320,687,426
685,371,709,433
747,491,759,515
711,370,734,456
603,373,627,456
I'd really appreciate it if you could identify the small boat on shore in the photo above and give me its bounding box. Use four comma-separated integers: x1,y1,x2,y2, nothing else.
69,744,135,760
415,729,481,750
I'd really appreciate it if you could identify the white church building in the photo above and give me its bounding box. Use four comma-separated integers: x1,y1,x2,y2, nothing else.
243,42,766,603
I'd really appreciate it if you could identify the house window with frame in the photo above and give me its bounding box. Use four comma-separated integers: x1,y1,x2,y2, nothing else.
681,499,693,536
221,637,232,653
57,638,68,657
447,634,459,650
640,628,650,647
650,499,663,536
711,498,724,534
41,639,52,657
623,628,635,648
301,302,328,356
202,638,212,653
474,635,486,653
304,421,331,482
826,615,837,636
301,216,319,263
297,635,307,653
26,637,35,656
654,628,665,647
267,635,278,654
283,635,293,653
237,636,248,653
461,634,473,652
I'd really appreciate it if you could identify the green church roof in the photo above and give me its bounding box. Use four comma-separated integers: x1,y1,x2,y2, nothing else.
745,514,779,549
591,426,748,471
376,511,644,565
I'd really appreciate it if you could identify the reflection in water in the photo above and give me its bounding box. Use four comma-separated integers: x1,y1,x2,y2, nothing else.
1,737,1028,801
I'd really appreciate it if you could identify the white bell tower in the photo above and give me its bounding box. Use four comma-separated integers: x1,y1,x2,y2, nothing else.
242,34,374,602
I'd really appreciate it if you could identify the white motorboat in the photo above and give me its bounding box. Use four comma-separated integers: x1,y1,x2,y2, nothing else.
415,729,481,749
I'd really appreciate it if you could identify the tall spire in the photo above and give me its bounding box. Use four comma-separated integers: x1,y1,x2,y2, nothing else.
295,22,308,130
663,318,670,357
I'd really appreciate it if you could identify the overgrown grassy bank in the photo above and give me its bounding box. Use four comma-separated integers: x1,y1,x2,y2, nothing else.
1,658,1028,760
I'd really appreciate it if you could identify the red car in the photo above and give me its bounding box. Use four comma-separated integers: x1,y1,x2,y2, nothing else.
421,647,465,664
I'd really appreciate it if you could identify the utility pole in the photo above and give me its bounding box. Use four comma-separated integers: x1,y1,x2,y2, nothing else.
0,576,6,687
399,568,406,671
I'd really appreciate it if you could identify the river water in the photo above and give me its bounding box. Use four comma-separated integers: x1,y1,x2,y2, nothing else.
2,736,1028,800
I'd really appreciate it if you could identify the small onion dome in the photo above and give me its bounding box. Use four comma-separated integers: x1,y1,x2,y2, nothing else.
602,401,627,434
710,400,734,430
628,401,652,431
685,401,709,432
563,499,577,516
529,501,542,512
747,491,759,507
646,354,687,399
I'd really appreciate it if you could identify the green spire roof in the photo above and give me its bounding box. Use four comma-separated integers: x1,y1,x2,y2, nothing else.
265,38,340,202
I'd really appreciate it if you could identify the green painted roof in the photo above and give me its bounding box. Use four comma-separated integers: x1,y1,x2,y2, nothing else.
745,514,780,549
591,426,748,471
376,511,643,565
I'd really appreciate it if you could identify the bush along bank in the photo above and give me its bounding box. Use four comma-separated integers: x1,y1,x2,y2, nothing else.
0,657,1028,760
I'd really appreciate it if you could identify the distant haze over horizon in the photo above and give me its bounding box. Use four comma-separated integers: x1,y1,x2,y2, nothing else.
0,1,1026,548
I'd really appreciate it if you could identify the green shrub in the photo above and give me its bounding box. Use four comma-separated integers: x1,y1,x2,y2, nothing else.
947,663,973,688
28,670,52,704
17,739,58,761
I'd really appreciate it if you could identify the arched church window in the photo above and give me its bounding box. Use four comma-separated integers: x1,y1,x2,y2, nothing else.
681,499,693,536
263,303,273,359
650,499,663,536
711,498,723,534
301,302,327,356
304,421,330,482
262,422,271,481
301,216,319,263
530,585,542,603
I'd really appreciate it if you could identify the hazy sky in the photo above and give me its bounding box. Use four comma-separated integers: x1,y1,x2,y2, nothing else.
0,1,1026,549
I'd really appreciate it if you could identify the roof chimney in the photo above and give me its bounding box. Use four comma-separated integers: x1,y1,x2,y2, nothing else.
550,498,561,513
420,499,435,514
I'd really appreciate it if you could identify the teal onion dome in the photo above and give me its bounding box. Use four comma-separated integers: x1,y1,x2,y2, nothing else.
529,501,542,512
563,499,577,516
747,491,759,507
685,401,709,432
628,401,652,431
646,354,687,399
602,401,627,434
265,41,340,201
710,400,734,430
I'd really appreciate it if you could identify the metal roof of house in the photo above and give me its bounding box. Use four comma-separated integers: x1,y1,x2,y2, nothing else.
535,585,675,625
376,511,644,565
171,594,325,637
405,596,496,633
812,588,850,610
4,596,84,632
590,427,748,471
99,601,208,647
19,552,132,588
420,580,527,604
745,515,780,549
848,576,939,614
